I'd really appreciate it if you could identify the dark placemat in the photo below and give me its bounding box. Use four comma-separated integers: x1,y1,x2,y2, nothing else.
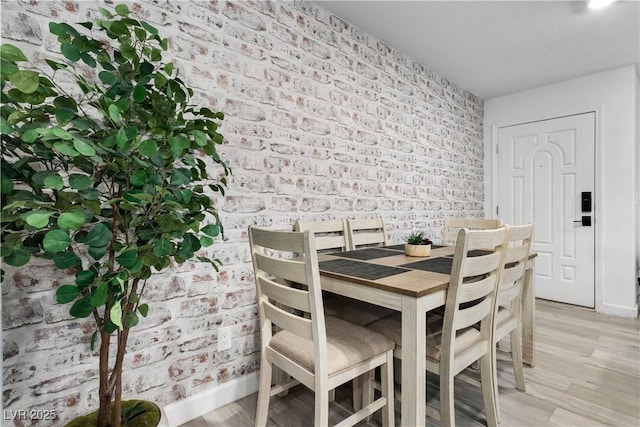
319,259,409,281
468,250,492,257
400,257,454,274
383,244,406,251
337,248,401,260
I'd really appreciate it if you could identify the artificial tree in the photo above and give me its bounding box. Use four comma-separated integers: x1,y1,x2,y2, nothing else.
1,4,230,426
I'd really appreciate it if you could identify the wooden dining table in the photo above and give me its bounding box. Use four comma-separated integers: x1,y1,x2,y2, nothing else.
318,244,537,427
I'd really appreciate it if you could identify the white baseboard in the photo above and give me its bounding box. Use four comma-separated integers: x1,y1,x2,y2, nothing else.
598,302,639,319
163,372,259,426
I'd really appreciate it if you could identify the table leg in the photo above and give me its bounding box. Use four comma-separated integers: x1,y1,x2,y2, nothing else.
401,296,426,427
522,263,535,367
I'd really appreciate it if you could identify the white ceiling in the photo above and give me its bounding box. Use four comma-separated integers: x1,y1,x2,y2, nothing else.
315,0,640,99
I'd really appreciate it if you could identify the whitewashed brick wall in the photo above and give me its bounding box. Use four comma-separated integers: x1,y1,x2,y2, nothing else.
1,1,484,424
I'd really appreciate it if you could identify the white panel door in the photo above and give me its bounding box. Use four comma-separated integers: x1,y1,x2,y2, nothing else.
497,113,595,308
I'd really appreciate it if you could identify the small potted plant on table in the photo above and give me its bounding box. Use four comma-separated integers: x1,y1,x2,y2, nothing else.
405,232,433,257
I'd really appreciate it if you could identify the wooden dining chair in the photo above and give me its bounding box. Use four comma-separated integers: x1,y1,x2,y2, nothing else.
492,223,534,420
346,217,388,250
443,217,502,245
249,226,395,427
367,227,508,427
294,219,351,253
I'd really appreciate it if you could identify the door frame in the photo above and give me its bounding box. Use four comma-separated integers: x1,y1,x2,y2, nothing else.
488,107,603,312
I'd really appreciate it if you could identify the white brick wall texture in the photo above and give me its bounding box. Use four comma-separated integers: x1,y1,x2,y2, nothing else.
1,1,484,424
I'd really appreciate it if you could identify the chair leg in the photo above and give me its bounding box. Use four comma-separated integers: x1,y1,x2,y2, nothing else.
381,352,395,427
352,375,364,411
511,327,526,391
480,353,498,427
440,367,455,427
491,341,501,423
315,389,329,427
255,357,272,427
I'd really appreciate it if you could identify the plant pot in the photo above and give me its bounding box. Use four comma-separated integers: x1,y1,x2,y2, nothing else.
405,243,431,257
65,400,168,427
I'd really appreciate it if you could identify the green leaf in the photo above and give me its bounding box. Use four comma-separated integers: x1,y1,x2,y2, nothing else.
1,169,14,194
200,236,214,247
73,139,96,156
138,139,158,157
138,303,149,317
98,7,113,18
56,108,76,123
61,42,81,61
90,330,98,351
116,248,138,269
115,4,130,16
133,84,146,102
76,269,96,287
1,44,28,62
1,117,13,135
116,127,128,147
57,212,86,230
10,70,40,94
125,312,139,328
43,174,63,190
90,283,108,307
43,229,71,253
154,73,167,88
108,104,120,123
53,251,82,269
22,211,54,229
70,296,93,318
45,59,68,70
56,284,80,304
49,22,79,38
98,71,117,85
110,300,123,329
171,168,191,186
141,21,158,35
3,250,29,267
152,238,172,257
202,224,220,237
69,174,91,190
88,245,107,260
130,170,148,187
54,142,80,156
85,223,113,247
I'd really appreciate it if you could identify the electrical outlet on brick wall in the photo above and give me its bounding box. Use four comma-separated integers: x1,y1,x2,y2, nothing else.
218,326,232,351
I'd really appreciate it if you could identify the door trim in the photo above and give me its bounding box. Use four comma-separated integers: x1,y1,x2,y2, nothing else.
489,108,604,312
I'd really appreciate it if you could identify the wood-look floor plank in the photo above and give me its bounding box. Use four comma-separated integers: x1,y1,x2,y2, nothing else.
180,300,640,427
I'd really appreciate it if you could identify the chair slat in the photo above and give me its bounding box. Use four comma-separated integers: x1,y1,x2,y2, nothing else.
251,227,306,253
459,274,497,303
255,253,309,286
454,297,493,331
263,300,313,340
464,251,502,277
259,276,311,313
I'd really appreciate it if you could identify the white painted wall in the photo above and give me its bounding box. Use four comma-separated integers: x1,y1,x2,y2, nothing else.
484,65,639,319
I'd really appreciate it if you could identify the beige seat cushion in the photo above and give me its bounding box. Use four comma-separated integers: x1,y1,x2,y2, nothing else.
367,312,483,361
324,294,396,326
270,315,394,375
495,306,517,339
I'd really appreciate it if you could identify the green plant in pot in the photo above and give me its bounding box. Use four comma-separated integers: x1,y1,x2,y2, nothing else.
405,231,433,257
1,4,230,426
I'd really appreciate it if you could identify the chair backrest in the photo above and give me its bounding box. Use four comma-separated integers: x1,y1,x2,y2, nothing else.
346,218,388,250
497,224,534,311
443,217,503,245
294,219,350,253
441,227,508,375
248,226,328,374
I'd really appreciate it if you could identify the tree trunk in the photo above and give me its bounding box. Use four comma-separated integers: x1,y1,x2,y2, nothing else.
97,330,112,427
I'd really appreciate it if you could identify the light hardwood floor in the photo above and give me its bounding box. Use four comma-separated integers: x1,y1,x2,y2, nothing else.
181,300,640,426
